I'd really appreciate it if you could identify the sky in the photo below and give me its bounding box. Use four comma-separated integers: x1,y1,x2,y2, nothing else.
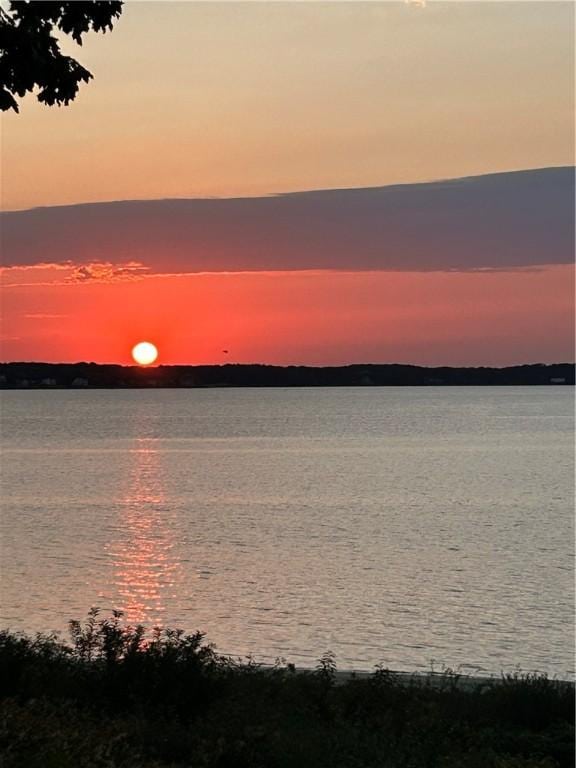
1,0,574,366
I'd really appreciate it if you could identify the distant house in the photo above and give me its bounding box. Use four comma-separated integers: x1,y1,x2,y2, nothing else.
41,378,57,387
549,377,566,384
71,377,89,387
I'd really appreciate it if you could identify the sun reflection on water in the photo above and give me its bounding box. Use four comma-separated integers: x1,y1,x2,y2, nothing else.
109,438,179,626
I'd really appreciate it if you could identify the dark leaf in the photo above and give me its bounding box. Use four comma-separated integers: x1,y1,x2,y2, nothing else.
0,0,123,112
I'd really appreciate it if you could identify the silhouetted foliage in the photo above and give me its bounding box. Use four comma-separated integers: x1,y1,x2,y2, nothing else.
0,1,123,112
0,361,574,389
0,610,574,768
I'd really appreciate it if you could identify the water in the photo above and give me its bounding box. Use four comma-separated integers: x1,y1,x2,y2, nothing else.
1,387,573,678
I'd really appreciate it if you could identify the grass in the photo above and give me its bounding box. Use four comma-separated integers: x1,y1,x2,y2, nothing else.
0,609,573,768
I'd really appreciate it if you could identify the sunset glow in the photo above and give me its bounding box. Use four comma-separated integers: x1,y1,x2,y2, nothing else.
1,0,574,735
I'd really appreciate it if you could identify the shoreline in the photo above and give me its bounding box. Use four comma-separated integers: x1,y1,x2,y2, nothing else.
1,360,574,389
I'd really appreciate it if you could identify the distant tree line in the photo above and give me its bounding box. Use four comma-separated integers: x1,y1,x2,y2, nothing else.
0,362,573,388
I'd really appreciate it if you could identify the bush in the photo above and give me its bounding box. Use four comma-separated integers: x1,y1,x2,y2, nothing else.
0,611,573,768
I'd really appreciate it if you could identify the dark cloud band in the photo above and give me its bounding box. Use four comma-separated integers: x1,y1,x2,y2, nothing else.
2,167,573,273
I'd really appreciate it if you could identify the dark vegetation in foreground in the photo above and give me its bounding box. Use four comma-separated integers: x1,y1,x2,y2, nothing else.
1,612,573,768
1,361,574,388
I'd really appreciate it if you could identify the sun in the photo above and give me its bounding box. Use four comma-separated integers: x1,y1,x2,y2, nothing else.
132,341,158,366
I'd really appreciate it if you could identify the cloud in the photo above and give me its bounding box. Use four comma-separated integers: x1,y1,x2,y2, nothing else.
24,314,69,319
66,262,149,283
0,261,149,288
0,263,71,274
1,167,573,274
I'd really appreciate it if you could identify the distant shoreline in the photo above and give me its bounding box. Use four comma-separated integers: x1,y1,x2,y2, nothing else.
0,361,574,389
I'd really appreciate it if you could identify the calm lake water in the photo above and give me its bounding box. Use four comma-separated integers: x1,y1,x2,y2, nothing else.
1,387,574,677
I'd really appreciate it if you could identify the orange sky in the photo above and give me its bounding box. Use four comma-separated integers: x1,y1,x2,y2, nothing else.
2,2,573,210
2,265,573,366
0,2,574,366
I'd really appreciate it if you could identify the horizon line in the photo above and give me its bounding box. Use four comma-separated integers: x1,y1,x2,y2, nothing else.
2,361,574,370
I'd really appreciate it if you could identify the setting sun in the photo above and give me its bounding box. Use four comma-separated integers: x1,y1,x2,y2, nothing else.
132,341,158,366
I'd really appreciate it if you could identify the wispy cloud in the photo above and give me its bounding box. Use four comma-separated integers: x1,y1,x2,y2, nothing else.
66,262,149,283
0,263,72,274
1,261,149,288
24,313,69,319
